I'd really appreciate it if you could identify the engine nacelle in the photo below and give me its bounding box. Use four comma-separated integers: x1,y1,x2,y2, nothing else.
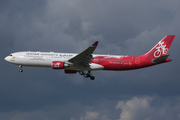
64,69,77,74
52,61,64,69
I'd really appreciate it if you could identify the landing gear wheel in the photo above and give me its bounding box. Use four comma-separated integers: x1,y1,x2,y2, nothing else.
90,76,95,80
79,71,84,75
81,71,95,80
84,74,90,78
19,69,23,72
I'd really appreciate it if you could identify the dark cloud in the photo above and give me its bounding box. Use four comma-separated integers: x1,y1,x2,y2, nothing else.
1,0,180,119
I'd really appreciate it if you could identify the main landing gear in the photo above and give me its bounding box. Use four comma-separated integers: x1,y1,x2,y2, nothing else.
79,71,95,80
19,65,23,72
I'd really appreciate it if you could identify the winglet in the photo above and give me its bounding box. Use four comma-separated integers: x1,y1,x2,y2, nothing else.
92,41,98,47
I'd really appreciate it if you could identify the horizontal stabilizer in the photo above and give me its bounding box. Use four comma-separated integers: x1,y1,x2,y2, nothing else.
152,54,169,63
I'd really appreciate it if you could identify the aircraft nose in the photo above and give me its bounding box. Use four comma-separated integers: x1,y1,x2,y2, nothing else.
5,56,9,61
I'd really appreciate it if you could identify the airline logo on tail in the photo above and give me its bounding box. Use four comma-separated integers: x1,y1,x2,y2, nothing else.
154,41,168,58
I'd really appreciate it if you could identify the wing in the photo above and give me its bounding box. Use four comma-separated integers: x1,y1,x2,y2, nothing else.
68,41,98,67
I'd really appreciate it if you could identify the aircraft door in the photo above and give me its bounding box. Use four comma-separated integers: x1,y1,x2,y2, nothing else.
135,57,140,64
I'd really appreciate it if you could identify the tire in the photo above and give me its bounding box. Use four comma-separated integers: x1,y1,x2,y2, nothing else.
79,71,84,75
19,69,23,72
84,73,91,78
84,74,88,78
90,76,95,80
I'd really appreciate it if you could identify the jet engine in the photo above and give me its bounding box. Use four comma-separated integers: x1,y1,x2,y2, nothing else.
64,69,77,74
52,61,65,69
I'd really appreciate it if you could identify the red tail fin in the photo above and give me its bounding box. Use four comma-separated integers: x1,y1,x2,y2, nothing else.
144,35,175,59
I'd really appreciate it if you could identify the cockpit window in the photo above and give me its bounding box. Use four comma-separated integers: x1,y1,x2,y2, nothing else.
10,54,13,56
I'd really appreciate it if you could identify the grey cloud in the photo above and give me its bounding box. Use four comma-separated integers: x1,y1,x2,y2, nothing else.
116,96,180,120
1,0,180,120
77,111,111,120
71,96,180,120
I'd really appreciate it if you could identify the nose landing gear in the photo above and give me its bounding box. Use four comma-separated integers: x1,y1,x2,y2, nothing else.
19,65,23,72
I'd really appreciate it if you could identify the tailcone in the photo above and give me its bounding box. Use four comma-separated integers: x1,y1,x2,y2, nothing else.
165,58,171,62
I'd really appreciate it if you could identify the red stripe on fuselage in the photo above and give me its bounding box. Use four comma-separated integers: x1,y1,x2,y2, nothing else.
91,56,143,70
91,55,170,71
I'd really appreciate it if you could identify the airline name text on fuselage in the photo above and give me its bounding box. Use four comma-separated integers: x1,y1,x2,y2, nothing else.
26,52,73,57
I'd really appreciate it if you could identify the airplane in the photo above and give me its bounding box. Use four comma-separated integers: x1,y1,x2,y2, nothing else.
5,35,175,80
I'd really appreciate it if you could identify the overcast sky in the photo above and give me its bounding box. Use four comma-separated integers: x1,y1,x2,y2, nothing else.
1,0,180,120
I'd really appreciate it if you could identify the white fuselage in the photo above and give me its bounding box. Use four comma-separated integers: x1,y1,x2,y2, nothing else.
8,51,77,67
4,35,175,80
5,51,111,71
